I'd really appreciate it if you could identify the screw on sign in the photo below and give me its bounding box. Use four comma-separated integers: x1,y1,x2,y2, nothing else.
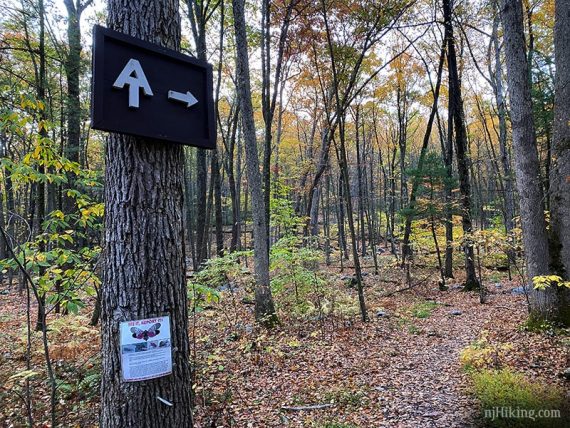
91,25,216,149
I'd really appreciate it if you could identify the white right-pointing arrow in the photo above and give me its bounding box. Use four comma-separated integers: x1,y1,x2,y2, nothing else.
168,90,198,108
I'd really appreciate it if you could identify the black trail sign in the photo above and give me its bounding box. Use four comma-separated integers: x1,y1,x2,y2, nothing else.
91,25,216,148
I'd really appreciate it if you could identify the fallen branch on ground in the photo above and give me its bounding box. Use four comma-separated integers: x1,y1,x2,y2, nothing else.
280,404,334,411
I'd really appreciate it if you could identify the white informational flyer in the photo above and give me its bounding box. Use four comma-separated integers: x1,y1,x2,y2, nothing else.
119,316,172,382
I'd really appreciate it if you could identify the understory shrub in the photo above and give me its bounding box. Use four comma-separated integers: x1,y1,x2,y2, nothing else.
470,368,567,427
459,332,512,371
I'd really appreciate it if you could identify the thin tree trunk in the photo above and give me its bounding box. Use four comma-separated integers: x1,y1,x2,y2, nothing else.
184,151,197,269
227,108,241,252
34,0,48,333
355,106,366,256
331,100,368,319
335,124,367,321
187,0,211,267
337,173,348,258
443,0,479,289
63,0,91,212
309,186,320,237
233,0,278,327
323,172,331,265
260,0,296,247
437,108,454,278
401,41,445,264
491,2,516,237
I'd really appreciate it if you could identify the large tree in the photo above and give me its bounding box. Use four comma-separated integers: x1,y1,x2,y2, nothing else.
500,0,557,321
100,1,193,427
549,0,570,323
550,0,570,278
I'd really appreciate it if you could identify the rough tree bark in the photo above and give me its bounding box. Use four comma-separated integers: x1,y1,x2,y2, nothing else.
548,0,570,323
550,0,570,279
500,0,557,321
233,0,278,326
100,1,193,427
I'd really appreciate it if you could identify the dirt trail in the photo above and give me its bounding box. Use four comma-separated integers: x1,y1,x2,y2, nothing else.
194,285,540,427
371,292,493,427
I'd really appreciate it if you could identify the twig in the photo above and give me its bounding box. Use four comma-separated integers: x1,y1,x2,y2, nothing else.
280,403,334,411
379,273,435,297
0,225,57,427
380,284,417,297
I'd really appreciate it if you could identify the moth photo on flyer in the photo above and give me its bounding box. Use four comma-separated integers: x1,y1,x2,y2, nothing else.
119,316,172,382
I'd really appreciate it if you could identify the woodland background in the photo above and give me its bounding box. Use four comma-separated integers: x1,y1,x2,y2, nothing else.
0,0,569,427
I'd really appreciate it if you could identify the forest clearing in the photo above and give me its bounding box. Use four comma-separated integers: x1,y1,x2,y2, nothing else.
0,0,569,427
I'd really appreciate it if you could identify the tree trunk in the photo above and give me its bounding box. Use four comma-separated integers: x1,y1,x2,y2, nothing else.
0,132,10,287
232,0,278,327
195,150,208,265
34,0,48,333
443,0,479,289
63,0,89,167
550,0,570,279
323,172,331,265
355,106,366,256
491,2,515,237
184,150,197,269
309,186,320,237
388,147,397,255
212,151,223,256
187,0,210,268
306,127,332,236
549,0,570,323
397,84,408,210
3,147,15,288
227,106,241,252
335,119,368,322
500,0,556,320
337,173,348,258
100,2,193,427
401,42,445,264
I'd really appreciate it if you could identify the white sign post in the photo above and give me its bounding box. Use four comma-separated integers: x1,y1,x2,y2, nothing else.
119,316,172,382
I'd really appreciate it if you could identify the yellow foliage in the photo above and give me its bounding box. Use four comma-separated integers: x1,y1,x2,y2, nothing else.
459,332,512,370
532,275,570,290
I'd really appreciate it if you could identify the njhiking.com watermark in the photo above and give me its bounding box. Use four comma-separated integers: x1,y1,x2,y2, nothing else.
484,407,561,421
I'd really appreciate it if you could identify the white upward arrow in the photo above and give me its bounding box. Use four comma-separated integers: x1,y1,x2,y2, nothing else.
168,90,198,108
113,59,154,109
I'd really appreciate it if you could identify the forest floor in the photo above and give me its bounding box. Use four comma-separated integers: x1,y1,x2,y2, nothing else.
0,258,569,427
